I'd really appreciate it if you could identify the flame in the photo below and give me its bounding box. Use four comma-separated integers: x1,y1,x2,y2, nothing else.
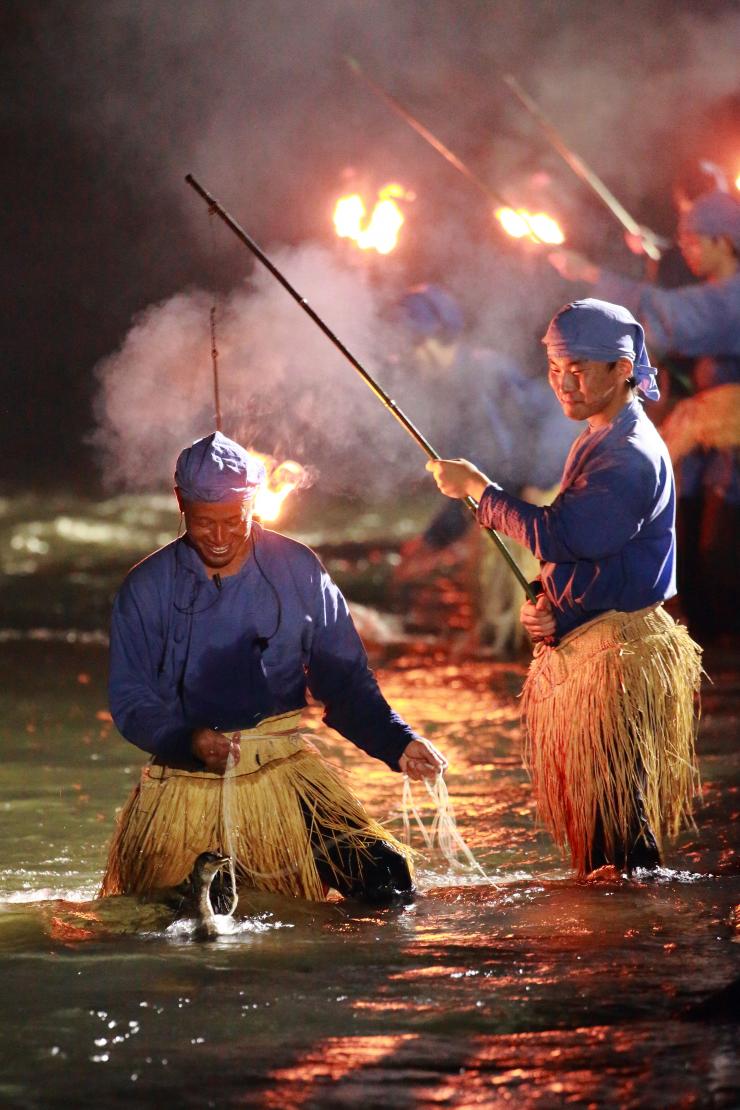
495,206,565,245
735,172,740,192
251,455,306,522
333,182,413,254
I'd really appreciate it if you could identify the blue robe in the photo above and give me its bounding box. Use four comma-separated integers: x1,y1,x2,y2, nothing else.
594,270,740,504
109,525,418,769
476,399,676,638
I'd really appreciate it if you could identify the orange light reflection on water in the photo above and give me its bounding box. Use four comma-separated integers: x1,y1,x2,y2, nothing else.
265,1034,416,1106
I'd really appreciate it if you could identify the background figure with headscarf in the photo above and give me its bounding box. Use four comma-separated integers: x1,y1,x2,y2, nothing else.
100,432,446,907
549,190,740,643
391,283,577,653
427,299,702,878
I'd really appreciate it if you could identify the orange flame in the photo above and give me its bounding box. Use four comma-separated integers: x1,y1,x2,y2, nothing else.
735,172,740,192
333,183,413,254
495,206,565,245
251,455,306,522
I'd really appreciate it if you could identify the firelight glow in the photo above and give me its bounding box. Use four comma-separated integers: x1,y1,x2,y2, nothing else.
251,455,306,522
495,206,565,245
333,183,413,254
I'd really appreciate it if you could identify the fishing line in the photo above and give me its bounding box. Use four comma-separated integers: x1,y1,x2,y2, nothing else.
402,773,489,880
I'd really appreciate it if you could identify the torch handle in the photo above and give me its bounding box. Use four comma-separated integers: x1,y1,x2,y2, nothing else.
185,174,536,603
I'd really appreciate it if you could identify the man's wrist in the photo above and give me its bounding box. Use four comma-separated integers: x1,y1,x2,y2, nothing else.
468,472,491,501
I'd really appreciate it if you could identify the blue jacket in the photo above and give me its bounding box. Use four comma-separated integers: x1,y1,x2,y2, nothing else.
109,525,417,769
595,269,740,503
477,399,676,637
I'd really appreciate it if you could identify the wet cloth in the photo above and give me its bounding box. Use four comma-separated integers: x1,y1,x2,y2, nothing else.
108,523,419,769
476,398,676,639
521,605,702,876
100,711,413,900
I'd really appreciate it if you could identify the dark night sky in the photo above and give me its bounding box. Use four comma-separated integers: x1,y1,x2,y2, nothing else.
2,0,738,492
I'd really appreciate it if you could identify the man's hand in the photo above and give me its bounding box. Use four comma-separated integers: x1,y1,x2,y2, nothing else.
548,249,600,284
191,727,241,774
399,737,447,782
426,459,491,501
519,593,557,643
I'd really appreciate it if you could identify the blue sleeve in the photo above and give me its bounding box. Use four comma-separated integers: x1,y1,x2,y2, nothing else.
305,570,418,771
594,271,737,357
109,583,194,764
476,448,654,562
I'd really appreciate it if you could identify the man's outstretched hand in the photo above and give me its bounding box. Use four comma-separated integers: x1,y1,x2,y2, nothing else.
192,727,241,774
399,737,447,782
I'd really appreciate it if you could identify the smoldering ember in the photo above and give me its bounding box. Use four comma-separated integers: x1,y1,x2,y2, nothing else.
1,2,738,1107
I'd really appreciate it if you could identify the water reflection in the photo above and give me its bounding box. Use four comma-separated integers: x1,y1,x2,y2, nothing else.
0,495,738,1106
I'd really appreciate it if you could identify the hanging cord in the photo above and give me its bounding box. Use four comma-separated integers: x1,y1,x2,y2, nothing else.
402,773,490,881
219,748,240,916
209,209,223,432
215,527,281,915
210,305,223,433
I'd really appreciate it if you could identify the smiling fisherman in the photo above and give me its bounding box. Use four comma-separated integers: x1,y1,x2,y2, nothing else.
428,299,702,877
101,431,445,904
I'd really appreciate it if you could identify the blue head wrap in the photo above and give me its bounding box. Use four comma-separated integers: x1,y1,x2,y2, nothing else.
175,432,266,503
397,284,465,342
680,189,740,251
542,298,660,402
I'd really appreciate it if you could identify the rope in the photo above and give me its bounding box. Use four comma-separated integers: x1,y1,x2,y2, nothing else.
402,773,489,881
219,749,239,916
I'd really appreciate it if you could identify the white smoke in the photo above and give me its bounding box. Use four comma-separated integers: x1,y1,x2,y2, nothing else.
67,0,739,492
93,245,428,494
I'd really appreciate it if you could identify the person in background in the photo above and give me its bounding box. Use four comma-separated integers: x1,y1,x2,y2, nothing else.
393,284,576,653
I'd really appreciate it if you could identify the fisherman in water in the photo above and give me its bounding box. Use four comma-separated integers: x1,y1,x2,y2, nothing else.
101,431,446,904
428,298,702,877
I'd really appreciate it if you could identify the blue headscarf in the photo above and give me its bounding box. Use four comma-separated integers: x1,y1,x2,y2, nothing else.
397,284,465,342
680,189,740,251
542,298,660,402
175,432,266,503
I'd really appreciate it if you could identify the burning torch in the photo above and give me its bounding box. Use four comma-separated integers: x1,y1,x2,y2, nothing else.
344,56,564,248
502,73,668,261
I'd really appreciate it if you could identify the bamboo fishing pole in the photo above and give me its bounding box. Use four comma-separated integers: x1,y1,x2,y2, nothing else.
185,173,536,603
502,74,667,262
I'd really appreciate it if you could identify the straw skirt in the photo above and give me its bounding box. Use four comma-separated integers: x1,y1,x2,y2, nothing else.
100,711,411,901
521,605,702,875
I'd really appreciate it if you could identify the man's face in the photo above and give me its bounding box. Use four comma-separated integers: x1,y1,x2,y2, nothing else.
180,496,253,571
678,230,725,278
547,356,628,424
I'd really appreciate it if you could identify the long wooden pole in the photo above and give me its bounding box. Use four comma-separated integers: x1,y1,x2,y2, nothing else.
185,173,536,602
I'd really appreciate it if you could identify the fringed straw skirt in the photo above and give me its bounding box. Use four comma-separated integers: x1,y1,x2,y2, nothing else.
521,605,702,875
100,711,411,901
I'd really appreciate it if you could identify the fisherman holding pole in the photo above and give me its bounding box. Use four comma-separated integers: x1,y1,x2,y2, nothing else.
428,298,703,878
549,190,740,643
101,431,446,905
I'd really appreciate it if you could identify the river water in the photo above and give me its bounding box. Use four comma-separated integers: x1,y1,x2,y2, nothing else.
1,494,738,1108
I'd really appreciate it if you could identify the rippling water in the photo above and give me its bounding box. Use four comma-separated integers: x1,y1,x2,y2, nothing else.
0,495,738,1108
